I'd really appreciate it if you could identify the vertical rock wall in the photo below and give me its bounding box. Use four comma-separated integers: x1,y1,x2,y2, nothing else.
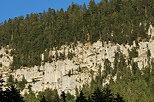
0,26,154,95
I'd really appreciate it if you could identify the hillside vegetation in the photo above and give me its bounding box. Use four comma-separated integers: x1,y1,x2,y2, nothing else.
0,0,154,102
0,0,154,69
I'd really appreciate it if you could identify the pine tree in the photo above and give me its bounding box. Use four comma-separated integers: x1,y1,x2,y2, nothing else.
91,88,104,102
114,93,125,102
76,91,87,102
61,91,66,102
103,87,114,102
2,85,24,102
40,96,47,102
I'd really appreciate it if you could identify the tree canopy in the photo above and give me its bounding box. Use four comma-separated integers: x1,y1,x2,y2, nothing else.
0,0,154,69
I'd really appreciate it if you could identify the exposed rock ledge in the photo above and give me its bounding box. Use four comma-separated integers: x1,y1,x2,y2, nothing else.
0,25,154,95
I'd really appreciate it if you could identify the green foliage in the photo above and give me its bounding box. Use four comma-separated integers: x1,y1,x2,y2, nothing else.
77,87,125,102
128,47,138,59
61,91,66,102
82,84,92,98
147,49,151,57
91,88,104,102
0,63,2,67
109,60,154,102
21,57,153,102
110,77,154,102
0,0,153,69
7,75,27,91
40,96,48,102
24,91,39,102
0,54,3,58
28,84,32,92
44,50,50,62
104,59,112,76
7,75,15,86
0,0,154,101
0,77,24,102
68,51,75,60
3,85,24,102
132,61,141,76
15,76,27,91
90,70,103,92
0,75,4,91
76,91,88,102
65,92,75,102
37,88,60,102
59,52,65,60
75,87,79,97
113,50,127,79
5,49,9,54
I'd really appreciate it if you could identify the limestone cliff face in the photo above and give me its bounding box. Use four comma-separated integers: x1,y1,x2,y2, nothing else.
0,26,154,95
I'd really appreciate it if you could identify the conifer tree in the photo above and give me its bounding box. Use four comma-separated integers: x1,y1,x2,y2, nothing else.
91,88,104,102
61,91,66,102
40,96,48,102
76,91,87,102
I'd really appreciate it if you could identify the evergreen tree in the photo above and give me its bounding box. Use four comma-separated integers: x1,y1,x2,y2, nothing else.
1,85,24,102
40,96,48,102
104,59,112,76
61,91,66,102
103,87,114,102
114,93,125,102
0,75,4,91
0,75,4,102
91,88,104,102
76,91,87,102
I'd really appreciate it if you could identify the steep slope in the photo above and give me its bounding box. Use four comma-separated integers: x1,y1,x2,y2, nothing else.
0,25,154,95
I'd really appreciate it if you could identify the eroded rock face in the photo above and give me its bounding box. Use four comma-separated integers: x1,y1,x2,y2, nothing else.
1,26,154,95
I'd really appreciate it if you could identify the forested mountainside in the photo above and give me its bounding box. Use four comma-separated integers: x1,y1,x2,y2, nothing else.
0,0,154,69
0,0,154,102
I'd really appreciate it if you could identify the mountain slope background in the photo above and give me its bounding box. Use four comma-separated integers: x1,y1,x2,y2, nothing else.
0,0,154,102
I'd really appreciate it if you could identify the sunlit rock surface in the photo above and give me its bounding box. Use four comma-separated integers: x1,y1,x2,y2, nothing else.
0,26,154,95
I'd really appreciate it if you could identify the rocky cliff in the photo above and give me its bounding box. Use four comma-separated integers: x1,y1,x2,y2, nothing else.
0,25,154,95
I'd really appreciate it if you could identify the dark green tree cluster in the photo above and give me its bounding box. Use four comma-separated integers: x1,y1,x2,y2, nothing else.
110,67,154,102
32,87,124,102
7,75,27,91
76,87,124,102
128,47,138,59
0,0,154,69
84,48,154,102
0,76,24,102
109,52,154,102
38,88,60,102
24,88,75,102
114,50,127,79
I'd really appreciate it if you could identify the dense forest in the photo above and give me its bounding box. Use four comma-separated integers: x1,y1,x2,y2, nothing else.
0,0,154,69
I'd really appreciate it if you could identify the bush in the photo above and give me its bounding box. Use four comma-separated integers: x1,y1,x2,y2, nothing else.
16,76,27,91
129,47,138,59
